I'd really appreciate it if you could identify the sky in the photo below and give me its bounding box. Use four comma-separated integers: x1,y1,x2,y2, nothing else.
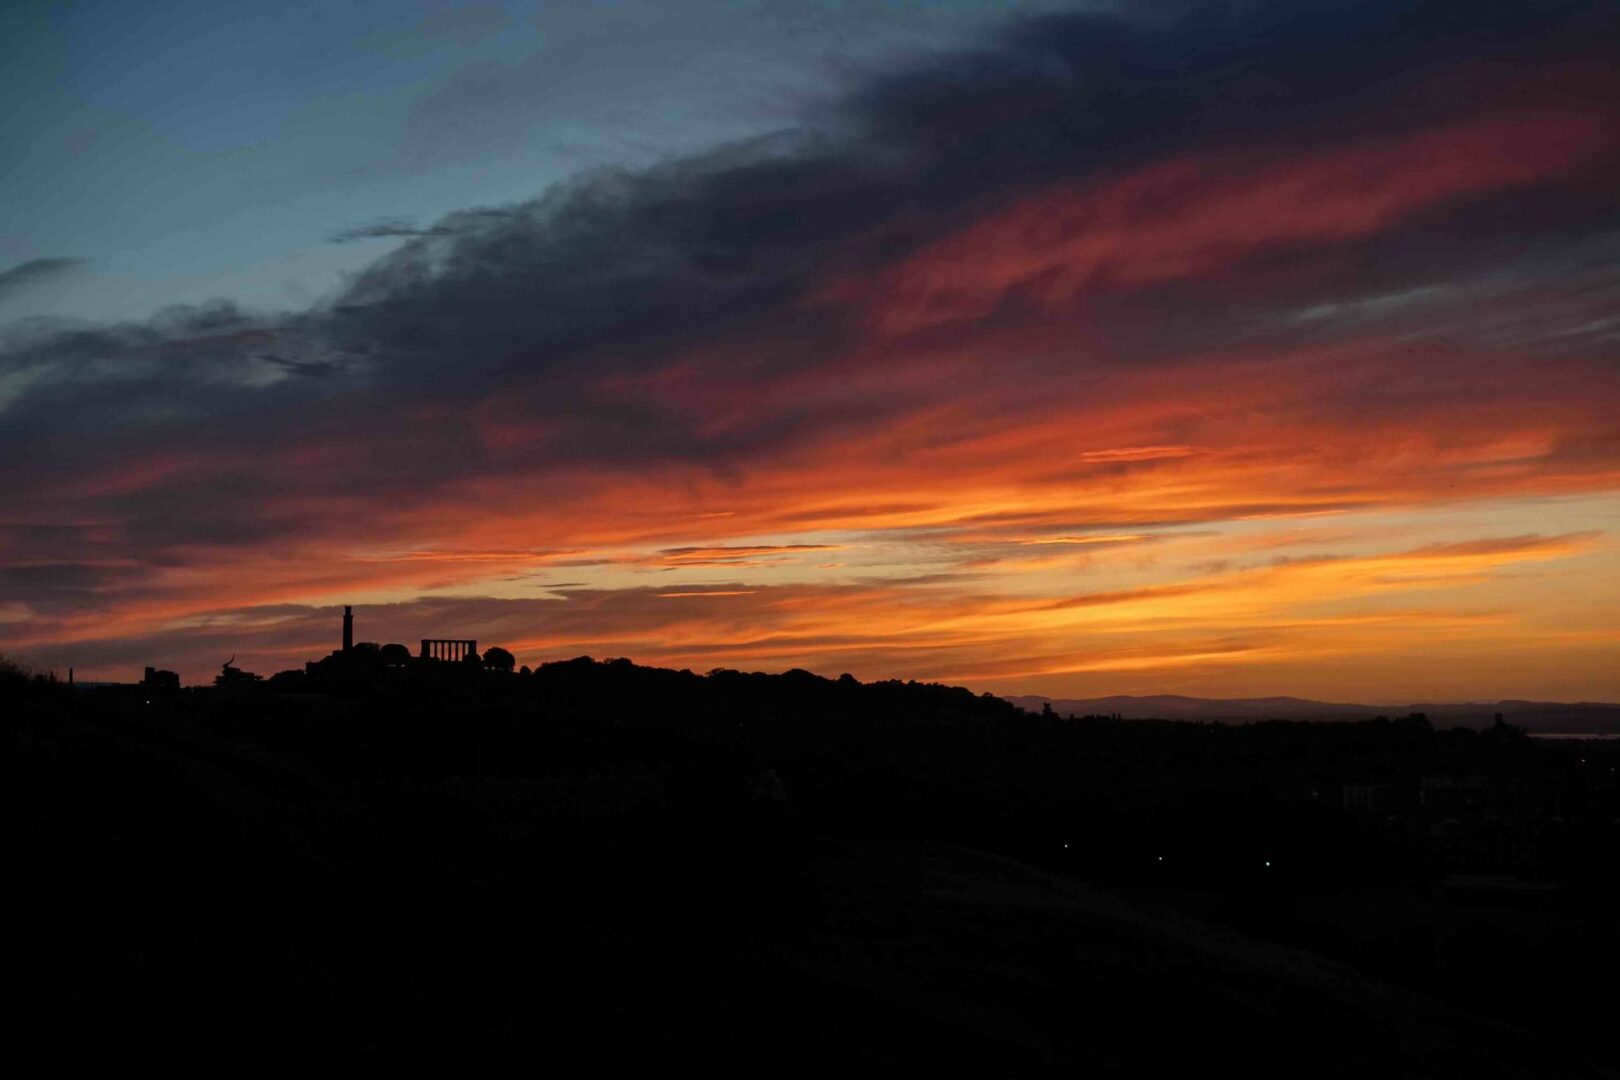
2,0,1619,700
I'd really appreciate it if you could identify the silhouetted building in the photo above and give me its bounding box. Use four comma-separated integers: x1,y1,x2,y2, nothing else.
1341,782,1398,814
142,666,180,693
1421,774,1490,812
421,639,478,662
280,607,518,686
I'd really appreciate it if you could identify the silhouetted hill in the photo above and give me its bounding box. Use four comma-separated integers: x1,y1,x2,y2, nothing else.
1007,693,1620,733
6,656,1616,1073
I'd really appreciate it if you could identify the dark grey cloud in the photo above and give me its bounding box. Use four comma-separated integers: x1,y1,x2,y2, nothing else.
327,209,518,243
329,217,447,243
0,257,84,304
257,355,337,378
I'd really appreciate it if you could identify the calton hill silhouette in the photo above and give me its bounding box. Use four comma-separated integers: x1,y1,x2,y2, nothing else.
143,606,523,693
6,605,1618,1075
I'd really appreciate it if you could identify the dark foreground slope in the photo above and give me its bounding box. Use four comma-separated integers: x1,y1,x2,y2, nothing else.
741,839,1594,1076
7,658,1616,1074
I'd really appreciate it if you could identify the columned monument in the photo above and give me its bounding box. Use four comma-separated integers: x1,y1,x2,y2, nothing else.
420,639,478,662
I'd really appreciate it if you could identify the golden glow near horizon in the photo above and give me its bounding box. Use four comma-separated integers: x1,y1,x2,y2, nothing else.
15,485,1618,699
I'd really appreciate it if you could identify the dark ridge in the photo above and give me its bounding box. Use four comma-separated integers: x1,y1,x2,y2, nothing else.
6,655,1615,1074
1006,693,1620,733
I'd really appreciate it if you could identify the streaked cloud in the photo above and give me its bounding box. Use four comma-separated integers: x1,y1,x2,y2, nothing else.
2,2,1618,699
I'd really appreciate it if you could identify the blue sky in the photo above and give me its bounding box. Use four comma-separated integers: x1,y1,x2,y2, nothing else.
1,0,1078,321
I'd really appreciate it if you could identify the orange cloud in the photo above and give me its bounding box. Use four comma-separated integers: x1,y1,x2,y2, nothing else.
826,100,1618,336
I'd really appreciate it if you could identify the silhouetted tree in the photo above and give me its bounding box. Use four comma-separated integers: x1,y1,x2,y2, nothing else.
0,653,45,690
380,643,411,667
266,669,306,691
483,646,515,672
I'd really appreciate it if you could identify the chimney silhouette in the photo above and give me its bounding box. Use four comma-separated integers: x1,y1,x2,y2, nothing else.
342,605,353,653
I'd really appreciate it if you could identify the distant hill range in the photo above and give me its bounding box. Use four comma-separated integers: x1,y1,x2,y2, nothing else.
1003,694,1620,735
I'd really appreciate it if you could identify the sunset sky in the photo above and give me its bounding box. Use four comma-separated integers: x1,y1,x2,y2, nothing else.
3,0,1618,700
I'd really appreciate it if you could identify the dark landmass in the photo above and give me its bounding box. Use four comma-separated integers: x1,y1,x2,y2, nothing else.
7,656,1617,1074
1006,694,1620,734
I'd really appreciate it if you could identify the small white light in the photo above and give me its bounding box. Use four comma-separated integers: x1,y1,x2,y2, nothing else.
1264,861,1271,867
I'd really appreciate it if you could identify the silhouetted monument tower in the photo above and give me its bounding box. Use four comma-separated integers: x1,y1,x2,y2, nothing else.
342,605,353,653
